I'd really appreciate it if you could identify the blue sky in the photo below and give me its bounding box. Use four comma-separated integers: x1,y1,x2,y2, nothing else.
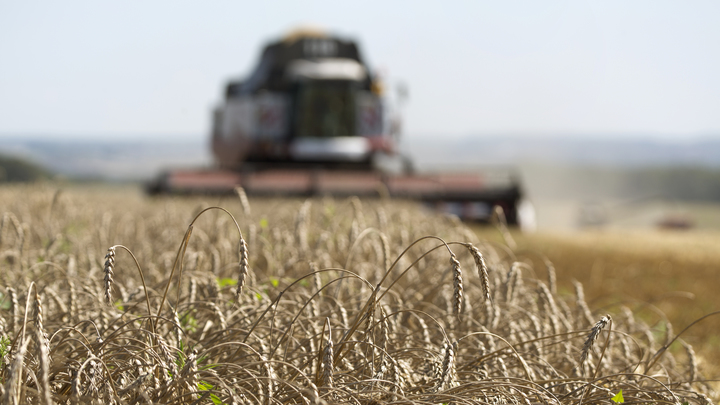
1,1,719,141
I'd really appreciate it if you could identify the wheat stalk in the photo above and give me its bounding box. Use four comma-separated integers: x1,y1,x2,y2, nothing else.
188,276,197,304
43,287,67,319
537,281,560,335
36,327,52,405
7,287,18,335
1,338,29,405
0,213,7,249
379,232,391,273
416,315,432,350
295,199,311,251
350,196,366,229
208,301,227,331
32,289,51,362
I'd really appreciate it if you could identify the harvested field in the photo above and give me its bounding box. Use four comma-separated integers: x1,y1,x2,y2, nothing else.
0,184,716,404
502,228,720,380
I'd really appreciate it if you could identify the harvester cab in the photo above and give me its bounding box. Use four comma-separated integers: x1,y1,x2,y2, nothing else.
212,30,394,170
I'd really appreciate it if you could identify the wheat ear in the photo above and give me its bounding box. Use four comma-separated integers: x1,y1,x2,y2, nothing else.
435,341,458,392
580,314,611,365
181,349,199,394
545,259,557,295
572,279,595,327
492,205,516,250
682,340,697,384
466,243,491,303
234,186,251,216
260,338,276,402
450,253,464,318
235,235,249,301
103,247,115,306
320,319,334,388
504,262,521,303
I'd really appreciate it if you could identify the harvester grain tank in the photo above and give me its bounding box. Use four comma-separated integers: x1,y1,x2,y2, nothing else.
149,30,529,226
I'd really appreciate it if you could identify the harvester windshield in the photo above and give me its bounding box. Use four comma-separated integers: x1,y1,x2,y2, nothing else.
294,80,357,138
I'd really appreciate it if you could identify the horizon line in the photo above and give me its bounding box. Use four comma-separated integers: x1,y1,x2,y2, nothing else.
2,132,720,143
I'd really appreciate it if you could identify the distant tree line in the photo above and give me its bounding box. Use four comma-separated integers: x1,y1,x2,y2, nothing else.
0,153,52,182
618,167,720,201
527,164,720,202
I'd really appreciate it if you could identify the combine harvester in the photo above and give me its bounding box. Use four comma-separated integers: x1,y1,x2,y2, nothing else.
149,29,531,227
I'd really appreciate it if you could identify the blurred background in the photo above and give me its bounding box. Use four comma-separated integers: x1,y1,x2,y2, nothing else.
2,1,720,230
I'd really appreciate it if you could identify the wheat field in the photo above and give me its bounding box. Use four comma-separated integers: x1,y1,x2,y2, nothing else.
0,184,715,404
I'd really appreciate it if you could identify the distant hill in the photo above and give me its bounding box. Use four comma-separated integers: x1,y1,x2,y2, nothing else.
0,153,52,182
0,137,211,181
402,134,720,169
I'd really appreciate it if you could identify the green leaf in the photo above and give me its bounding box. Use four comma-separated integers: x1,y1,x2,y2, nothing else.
611,390,624,403
200,362,219,370
0,335,11,368
255,292,263,301
176,353,185,371
217,277,237,288
198,381,225,405
324,205,335,217
114,300,124,311
182,314,198,333
259,218,268,229
0,292,9,310
269,277,279,288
